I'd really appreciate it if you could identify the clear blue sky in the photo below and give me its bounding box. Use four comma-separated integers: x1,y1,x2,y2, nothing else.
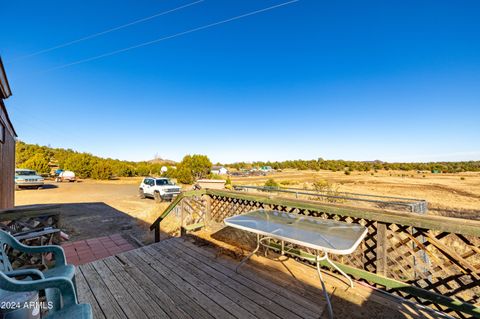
2,0,479,163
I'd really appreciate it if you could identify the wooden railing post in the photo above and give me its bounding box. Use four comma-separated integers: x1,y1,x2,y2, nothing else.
203,194,211,229
154,223,160,242
180,199,186,237
376,222,388,276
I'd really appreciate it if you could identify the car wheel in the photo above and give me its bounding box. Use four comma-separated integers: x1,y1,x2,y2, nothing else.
154,191,162,203
36,186,42,190
139,188,146,199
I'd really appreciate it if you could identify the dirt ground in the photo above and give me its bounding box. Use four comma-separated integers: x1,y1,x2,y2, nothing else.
15,169,480,243
15,178,170,244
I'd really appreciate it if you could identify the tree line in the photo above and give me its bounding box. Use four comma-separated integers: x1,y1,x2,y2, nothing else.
16,142,480,184
227,158,480,173
15,141,212,183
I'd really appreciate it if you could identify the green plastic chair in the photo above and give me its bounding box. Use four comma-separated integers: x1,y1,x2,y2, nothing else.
0,271,92,318
0,230,77,312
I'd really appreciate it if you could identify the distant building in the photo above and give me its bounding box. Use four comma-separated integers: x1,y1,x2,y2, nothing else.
0,57,17,209
260,166,273,172
211,166,228,175
195,179,226,190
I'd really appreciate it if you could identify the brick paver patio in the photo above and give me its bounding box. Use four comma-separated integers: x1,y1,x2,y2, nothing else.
61,233,135,265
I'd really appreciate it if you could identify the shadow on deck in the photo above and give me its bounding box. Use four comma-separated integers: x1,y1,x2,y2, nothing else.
77,237,450,319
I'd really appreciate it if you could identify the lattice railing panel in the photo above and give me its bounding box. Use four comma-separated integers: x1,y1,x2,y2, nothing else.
206,194,480,318
182,195,207,226
210,195,266,223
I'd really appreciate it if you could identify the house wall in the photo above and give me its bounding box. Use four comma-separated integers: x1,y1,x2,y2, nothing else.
0,100,15,209
211,168,228,175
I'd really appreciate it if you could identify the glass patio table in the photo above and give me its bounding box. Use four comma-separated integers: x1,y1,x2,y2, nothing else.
224,209,368,319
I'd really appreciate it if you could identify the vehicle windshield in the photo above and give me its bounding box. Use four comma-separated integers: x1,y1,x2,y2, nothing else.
156,179,174,186
16,170,37,176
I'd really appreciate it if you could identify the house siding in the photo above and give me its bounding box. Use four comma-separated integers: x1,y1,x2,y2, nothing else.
0,100,15,209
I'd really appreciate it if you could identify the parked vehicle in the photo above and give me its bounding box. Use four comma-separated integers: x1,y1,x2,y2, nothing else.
55,170,76,182
139,177,181,202
15,169,44,189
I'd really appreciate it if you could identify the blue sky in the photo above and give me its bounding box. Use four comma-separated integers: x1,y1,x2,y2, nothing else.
2,0,479,163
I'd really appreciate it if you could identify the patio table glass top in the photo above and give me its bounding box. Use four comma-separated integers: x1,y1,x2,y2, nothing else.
224,209,368,254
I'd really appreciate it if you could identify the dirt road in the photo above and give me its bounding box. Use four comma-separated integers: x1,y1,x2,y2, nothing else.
15,179,169,243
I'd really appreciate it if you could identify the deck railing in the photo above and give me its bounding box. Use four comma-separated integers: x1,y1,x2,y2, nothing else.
150,189,480,318
233,184,428,214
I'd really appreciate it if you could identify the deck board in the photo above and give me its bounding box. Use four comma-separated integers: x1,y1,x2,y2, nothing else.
78,238,327,319
119,251,212,319
170,238,325,317
78,237,454,319
102,257,183,319
162,239,312,319
76,265,105,319
149,243,277,319
90,260,150,319
80,263,128,318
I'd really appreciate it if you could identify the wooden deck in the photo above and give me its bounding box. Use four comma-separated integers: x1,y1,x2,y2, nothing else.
77,237,450,319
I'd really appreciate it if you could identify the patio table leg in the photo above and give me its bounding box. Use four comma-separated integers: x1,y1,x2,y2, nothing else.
325,253,354,288
236,234,261,273
265,237,270,257
316,252,334,319
236,234,277,272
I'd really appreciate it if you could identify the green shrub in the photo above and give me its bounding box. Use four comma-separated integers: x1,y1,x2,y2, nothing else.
176,154,212,184
279,180,298,186
264,178,279,188
91,161,113,180
63,153,94,178
22,153,50,174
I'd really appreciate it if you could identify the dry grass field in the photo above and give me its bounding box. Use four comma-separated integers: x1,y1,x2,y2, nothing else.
230,169,480,219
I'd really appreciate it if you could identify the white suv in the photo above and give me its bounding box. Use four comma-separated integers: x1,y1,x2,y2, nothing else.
139,177,181,202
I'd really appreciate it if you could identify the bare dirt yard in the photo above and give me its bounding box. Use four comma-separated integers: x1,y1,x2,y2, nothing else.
15,178,170,244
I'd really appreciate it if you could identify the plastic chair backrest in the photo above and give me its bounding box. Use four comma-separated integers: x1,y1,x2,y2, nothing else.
0,230,15,272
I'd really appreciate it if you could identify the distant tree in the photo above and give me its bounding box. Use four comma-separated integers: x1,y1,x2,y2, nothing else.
22,153,50,174
113,163,135,177
176,154,212,184
175,167,194,184
162,167,176,179
91,161,113,180
63,153,95,178
135,163,151,176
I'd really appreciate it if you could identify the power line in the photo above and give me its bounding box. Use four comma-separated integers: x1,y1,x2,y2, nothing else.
8,0,204,62
37,0,299,74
